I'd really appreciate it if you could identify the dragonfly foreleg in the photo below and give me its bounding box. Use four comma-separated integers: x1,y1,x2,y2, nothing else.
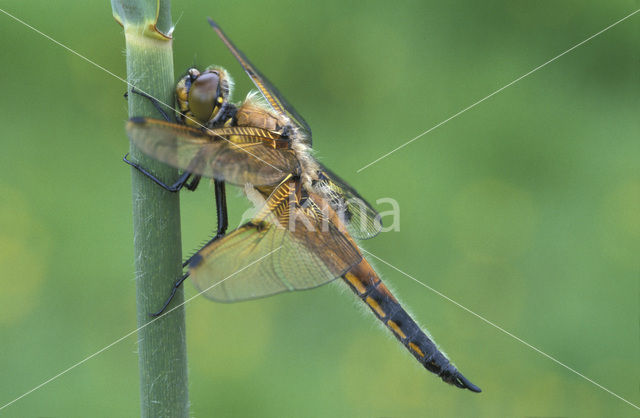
123,153,199,192
127,86,172,122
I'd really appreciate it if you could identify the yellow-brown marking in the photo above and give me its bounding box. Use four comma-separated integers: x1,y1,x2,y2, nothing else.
253,176,294,223
387,320,407,340
408,342,425,358
213,126,285,148
343,272,367,294
365,296,386,318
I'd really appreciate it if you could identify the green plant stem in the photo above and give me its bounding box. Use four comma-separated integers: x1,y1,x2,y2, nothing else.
124,26,189,418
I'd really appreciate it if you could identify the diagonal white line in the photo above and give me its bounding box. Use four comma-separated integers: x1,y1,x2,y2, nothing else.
0,246,283,412
360,248,640,411
356,8,640,173
3,2,637,412
0,7,284,173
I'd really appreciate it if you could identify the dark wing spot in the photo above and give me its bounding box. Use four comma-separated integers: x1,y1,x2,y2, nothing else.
189,253,204,268
129,116,147,124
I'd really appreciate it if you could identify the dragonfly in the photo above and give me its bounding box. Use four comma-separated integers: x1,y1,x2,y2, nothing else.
125,18,481,393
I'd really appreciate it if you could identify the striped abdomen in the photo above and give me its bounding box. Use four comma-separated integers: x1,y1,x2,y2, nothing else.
342,258,481,392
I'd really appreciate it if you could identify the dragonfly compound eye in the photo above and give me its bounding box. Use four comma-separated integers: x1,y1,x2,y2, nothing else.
188,71,221,123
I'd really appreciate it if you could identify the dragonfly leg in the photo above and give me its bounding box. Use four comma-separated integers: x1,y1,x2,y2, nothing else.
150,179,228,313
214,179,229,236
124,88,194,192
181,179,228,268
123,153,199,193
150,272,190,317
185,175,201,191
127,86,172,122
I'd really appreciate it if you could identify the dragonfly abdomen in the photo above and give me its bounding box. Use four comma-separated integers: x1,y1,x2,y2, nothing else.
342,258,481,393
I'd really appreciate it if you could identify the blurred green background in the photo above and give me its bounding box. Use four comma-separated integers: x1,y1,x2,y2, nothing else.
1,1,638,417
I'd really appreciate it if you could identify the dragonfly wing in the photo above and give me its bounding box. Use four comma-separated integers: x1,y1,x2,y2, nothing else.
208,18,312,145
315,163,383,240
189,181,362,302
126,117,297,186
189,220,361,302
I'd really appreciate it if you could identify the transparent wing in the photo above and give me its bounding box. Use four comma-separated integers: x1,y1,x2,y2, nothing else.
189,220,362,303
126,117,297,186
189,192,362,303
208,18,312,145
314,163,383,240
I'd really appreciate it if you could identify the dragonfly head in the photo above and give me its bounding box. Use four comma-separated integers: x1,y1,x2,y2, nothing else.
176,66,232,127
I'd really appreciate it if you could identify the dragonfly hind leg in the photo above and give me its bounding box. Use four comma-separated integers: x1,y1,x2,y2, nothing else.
150,271,191,317
151,180,229,316
153,228,228,316
181,180,228,269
